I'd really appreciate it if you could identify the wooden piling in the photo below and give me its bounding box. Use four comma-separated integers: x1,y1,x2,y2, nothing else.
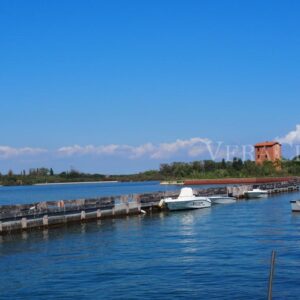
268,250,276,300
21,218,27,229
43,215,48,226
96,209,101,218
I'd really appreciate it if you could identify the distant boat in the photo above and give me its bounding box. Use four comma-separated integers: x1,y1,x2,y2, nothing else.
160,181,184,185
159,187,211,211
290,200,300,212
209,195,236,204
244,189,268,199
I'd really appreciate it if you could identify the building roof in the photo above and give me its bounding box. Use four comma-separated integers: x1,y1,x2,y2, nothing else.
254,141,281,147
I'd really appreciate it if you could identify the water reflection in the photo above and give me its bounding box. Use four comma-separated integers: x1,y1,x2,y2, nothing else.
177,210,211,256
181,213,195,226
80,223,87,234
42,229,49,241
21,231,28,241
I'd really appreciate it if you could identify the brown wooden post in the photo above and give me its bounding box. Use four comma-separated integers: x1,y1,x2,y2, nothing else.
268,250,276,300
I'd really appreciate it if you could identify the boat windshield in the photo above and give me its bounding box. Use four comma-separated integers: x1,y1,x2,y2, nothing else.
179,188,194,198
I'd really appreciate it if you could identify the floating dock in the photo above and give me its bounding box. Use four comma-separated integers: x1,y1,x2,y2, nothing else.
0,181,299,235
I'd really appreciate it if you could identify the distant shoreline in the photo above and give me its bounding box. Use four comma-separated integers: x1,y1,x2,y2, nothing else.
34,181,118,186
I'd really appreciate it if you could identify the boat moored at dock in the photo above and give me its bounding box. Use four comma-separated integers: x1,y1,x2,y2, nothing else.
159,187,211,211
244,188,268,199
290,200,300,212
208,195,236,204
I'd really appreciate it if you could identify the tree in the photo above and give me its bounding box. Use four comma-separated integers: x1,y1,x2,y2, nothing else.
232,157,243,171
203,160,216,172
261,160,276,176
221,158,226,169
37,168,50,176
69,168,80,178
159,164,173,177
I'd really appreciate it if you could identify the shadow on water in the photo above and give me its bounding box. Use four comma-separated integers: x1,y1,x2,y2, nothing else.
0,214,147,249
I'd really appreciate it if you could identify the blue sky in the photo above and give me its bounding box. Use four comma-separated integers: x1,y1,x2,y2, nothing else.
1,1,300,174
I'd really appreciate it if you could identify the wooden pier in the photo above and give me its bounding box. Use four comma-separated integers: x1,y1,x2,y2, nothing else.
0,180,299,235
227,181,300,198
184,176,300,186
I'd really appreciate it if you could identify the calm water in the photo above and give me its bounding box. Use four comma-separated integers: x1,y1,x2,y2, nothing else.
0,181,178,205
0,181,223,205
1,183,300,299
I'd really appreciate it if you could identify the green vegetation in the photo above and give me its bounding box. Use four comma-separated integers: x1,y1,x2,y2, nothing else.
158,158,300,180
0,168,108,186
1,157,300,186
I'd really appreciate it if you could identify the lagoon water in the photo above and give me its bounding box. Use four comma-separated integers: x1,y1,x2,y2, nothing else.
0,181,180,205
1,182,300,299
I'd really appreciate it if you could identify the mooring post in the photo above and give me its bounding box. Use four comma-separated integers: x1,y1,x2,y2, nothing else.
96,209,101,218
268,250,276,300
43,215,48,226
21,217,27,229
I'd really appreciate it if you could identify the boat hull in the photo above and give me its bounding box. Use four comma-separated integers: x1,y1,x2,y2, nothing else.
164,198,211,211
209,196,236,204
244,191,268,199
290,200,300,212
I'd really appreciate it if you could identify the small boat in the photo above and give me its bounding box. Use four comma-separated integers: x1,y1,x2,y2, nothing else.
209,195,236,204
244,188,268,199
160,187,211,211
160,181,184,185
290,200,300,212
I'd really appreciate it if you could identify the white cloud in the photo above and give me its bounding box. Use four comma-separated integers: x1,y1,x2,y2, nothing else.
57,144,154,158
57,137,213,160
57,144,122,156
127,143,155,159
0,137,216,162
0,146,47,159
150,138,211,159
277,124,300,145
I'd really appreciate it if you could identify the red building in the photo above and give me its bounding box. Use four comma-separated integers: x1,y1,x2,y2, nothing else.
254,141,282,165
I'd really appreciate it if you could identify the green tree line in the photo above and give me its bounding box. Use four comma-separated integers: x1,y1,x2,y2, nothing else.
0,157,300,186
158,157,300,179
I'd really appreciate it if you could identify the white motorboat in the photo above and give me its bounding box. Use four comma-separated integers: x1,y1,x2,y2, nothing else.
209,195,236,204
160,187,211,211
244,188,268,199
290,200,300,212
